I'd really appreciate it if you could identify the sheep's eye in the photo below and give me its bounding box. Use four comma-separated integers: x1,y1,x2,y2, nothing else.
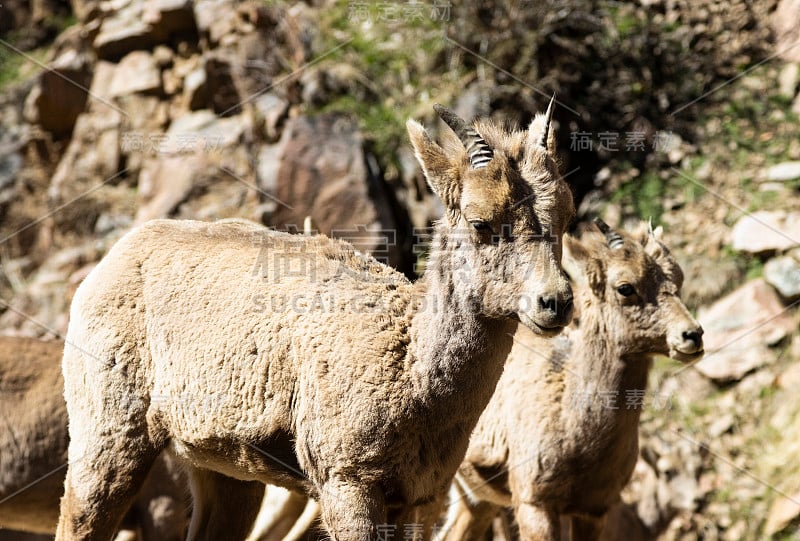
616,284,635,297
470,220,492,233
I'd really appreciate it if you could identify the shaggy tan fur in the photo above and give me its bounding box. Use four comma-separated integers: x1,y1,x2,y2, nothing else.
0,336,189,539
441,223,704,541
55,105,574,541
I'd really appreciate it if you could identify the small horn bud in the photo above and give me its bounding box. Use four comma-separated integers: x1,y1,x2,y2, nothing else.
433,104,494,169
593,217,624,249
536,93,556,148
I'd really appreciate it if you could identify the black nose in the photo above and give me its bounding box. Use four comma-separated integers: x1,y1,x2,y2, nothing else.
539,294,573,317
682,328,703,348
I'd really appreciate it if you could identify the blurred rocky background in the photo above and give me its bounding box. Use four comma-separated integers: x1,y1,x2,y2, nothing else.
1,0,799,539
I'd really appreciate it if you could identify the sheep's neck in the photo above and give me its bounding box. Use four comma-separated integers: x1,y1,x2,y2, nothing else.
406,259,514,416
565,304,652,429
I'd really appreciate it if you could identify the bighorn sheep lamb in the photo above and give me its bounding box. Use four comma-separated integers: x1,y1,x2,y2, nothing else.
441,220,704,541
56,102,575,541
0,336,190,539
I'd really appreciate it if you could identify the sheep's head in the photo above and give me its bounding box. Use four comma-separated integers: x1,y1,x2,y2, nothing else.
563,219,704,362
406,100,574,335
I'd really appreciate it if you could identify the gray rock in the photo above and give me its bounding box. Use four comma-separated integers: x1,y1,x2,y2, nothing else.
695,279,796,382
766,161,800,182
167,109,217,133
256,143,281,195
764,254,800,301
134,154,208,224
183,67,208,110
93,3,154,60
166,110,247,151
93,0,196,60
253,93,288,141
193,0,237,45
109,50,162,97
0,150,22,192
730,210,800,255
49,109,123,208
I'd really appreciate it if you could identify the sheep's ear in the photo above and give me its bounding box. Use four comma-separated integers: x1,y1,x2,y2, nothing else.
563,235,605,295
526,95,557,155
638,220,664,246
407,119,460,209
561,235,585,283
643,221,667,259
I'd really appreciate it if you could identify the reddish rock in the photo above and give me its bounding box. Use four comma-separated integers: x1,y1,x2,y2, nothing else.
204,55,241,116
143,0,196,40
695,279,797,382
23,49,93,137
262,114,407,270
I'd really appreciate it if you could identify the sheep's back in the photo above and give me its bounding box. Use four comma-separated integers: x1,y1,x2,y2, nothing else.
67,219,416,481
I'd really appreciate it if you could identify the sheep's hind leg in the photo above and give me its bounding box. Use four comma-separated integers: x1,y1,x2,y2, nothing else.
318,481,386,541
187,468,265,541
249,487,311,541
515,503,559,541
439,499,499,541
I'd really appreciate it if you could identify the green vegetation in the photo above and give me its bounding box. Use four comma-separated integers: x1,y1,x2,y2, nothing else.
0,13,76,90
305,1,457,173
0,45,27,89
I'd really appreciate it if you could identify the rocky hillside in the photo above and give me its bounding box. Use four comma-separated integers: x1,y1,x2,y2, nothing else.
1,0,800,539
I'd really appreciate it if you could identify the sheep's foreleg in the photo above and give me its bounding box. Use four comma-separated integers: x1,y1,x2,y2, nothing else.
515,503,559,541
186,468,264,541
318,480,386,541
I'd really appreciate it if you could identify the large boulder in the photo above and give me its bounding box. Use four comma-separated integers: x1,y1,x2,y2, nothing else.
695,279,797,382
258,113,407,270
92,0,196,60
131,109,251,223
730,210,800,255
773,0,800,63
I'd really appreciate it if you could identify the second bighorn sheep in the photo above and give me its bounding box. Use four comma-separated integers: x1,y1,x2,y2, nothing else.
56,102,575,541
441,220,704,541
0,336,189,539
